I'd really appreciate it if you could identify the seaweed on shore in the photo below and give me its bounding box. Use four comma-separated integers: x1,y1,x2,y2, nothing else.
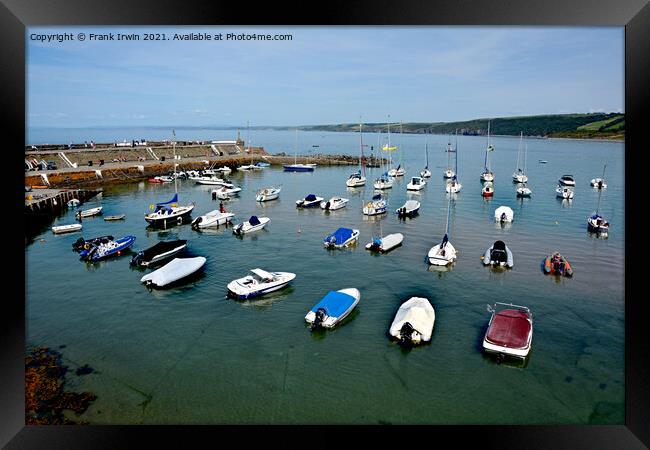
25,346,97,425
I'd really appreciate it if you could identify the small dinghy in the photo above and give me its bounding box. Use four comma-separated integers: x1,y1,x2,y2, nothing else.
396,200,420,218
543,252,573,277
75,206,103,219
482,182,494,197
483,240,514,268
483,302,533,361
558,174,576,187
233,216,270,235
191,210,234,229
72,235,114,252
141,256,206,288
406,176,426,191
305,288,360,329
296,194,324,208
67,198,80,208
52,223,82,234
104,214,126,221
388,297,435,345
256,186,281,202
516,184,532,197
363,193,387,215
227,268,296,299
556,185,574,199
321,197,349,211
494,206,514,223
323,227,360,248
130,239,187,267
79,235,136,262
365,233,403,253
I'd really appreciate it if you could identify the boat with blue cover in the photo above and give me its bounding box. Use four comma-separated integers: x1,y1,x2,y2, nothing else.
305,288,361,329
296,193,323,208
323,227,360,248
233,215,270,235
79,235,136,261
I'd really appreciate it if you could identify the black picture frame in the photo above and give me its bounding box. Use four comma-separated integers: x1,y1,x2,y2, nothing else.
3,0,648,447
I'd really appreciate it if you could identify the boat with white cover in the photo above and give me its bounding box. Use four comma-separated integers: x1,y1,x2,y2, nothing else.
590,164,608,189
494,206,514,223
323,227,360,248
296,194,323,208
396,200,420,218
321,197,349,210
75,206,103,219
227,268,296,299
406,176,426,191
305,288,360,329
365,232,403,253
191,210,235,229
233,216,270,235
130,239,188,267
363,193,387,216
141,256,206,288
256,186,281,202
52,223,82,234
556,185,574,199
483,240,514,268
483,302,533,361
389,297,435,345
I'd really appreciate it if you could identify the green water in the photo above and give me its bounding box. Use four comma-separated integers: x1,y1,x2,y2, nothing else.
26,131,624,424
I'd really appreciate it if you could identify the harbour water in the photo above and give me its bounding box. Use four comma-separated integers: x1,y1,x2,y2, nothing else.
26,130,624,424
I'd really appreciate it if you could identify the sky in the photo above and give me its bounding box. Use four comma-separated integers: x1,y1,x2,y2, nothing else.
26,26,624,128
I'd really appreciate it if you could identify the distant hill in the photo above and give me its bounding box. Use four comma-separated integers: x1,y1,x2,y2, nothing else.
288,113,624,139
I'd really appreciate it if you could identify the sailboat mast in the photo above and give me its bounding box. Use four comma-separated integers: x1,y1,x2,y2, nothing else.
387,115,392,169
294,128,298,165
172,129,177,193
359,117,365,177
596,164,607,214
454,129,459,177
516,131,522,172
444,194,451,236
248,121,252,164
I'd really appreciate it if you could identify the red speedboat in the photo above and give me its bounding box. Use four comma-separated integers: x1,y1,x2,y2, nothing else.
483,302,533,361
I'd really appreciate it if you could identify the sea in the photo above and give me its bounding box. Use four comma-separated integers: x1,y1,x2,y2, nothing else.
25,128,624,424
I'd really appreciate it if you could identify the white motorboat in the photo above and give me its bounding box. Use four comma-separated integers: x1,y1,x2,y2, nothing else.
406,176,426,191
389,297,435,345
556,185,574,199
296,194,324,208
363,193,387,216
227,268,296,299
512,132,529,183
256,186,281,202
590,164,608,189
305,288,360,329
52,223,82,234
483,302,533,361
396,200,420,218
233,216,270,235
140,256,206,288
483,240,514,268
195,176,229,186
365,232,403,253
191,210,235,229
494,206,514,223
155,175,174,183
323,227,360,248
480,121,495,182
215,166,232,174
75,206,103,219
516,184,532,197
558,174,576,187
321,197,349,211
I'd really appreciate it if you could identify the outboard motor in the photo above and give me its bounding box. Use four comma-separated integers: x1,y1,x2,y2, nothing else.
312,308,327,329
191,217,202,230
212,190,217,201
233,223,242,235
490,241,507,265
500,212,507,222
72,237,86,251
130,251,144,266
325,201,330,210
399,322,415,345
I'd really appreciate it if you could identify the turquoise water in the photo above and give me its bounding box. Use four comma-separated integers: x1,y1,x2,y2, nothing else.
26,130,624,424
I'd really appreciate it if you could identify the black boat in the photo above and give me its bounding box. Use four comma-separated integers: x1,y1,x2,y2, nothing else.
72,235,114,252
130,240,188,267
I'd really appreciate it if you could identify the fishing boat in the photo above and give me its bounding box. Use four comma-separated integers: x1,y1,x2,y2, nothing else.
305,288,360,329
558,174,576,187
396,200,420,218
587,174,609,234
72,235,114,252
67,198,80,208
256,186,281,202
494,206,514,223
420,136,432,178
482,240,514,268
512,132,528,183
443,139,455,179
284,129,315,172
323,227,360,248
365,232,403,253
191,210,235,229
445,131,462,193
406,176,426,191
556,185,574,199
346,120,367,187
480,121,495,182
483,302,533,361
388,297,435,345
481,182,494,198
363,193,387,216
79,235,136,262
144,193,195,227
590,164,608,189
516,184,532,197
75,206,103,219
543,252,573,276
140,256,206,288
233,216,270,235
427,196,457,266
227,268,296,299
321,197,349,211
130,239,188,267
52,223,82,234
296,194,324,208
104,214,126,221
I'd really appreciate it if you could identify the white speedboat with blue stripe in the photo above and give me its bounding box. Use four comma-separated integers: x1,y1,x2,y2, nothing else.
227,268,296,299
305,288,360,329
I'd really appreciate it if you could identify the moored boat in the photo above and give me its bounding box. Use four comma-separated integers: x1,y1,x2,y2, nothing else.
543,252,573,276
72,235,114,252
144,193,195,227
233,216,270,235
130,239,188,267
323,227,360,248
482,240,514,268
365,232,403,253
75,206,103,219
227,268,296,299
396,200,420,218
79,235,136,262
389,297,435,345
104,214,126,221
556,185,574,199
296,194,324,208
406,176,426,191
516,184,532,197
483,302,533,361
482,182,494,198
320,197,349,210
140,256,206,288
558,174,576,187
494,206,514,223
256,186,281,202
305,288,361,329
363,193,387,216
191,210,235,229
52,223,83,234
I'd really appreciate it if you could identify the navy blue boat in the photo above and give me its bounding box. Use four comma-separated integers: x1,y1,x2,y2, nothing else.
79,235,136,262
